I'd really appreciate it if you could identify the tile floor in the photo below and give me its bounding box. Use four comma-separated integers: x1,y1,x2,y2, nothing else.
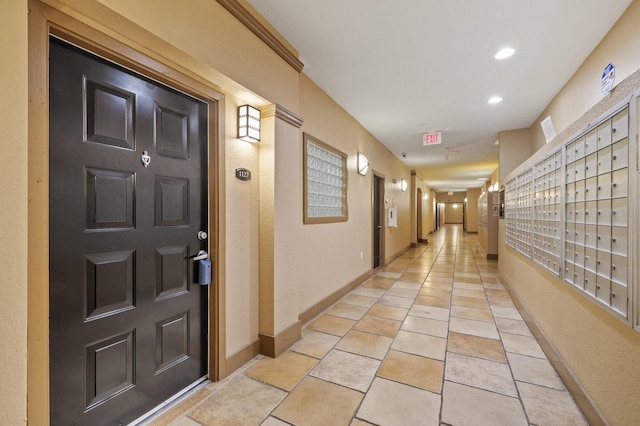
145,225,587,426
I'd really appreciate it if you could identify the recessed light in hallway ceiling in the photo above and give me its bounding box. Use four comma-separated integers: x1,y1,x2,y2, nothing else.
494,47,515,60
488,96,503,104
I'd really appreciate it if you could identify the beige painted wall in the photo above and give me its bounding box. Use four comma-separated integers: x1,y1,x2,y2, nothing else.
297,74,412,314
443,203,464,224
436,191,466,203
530,0,640,152
1,2,28,424
466,188,481,233
499,128,530,184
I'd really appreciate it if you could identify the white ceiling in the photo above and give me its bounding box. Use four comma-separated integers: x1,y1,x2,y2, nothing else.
246,0,632,192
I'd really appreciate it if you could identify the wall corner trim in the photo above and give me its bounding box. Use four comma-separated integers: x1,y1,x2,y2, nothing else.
216,0,304,73
259,321,302,358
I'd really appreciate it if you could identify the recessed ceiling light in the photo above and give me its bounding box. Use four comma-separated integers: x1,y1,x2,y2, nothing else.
488,96,503,104
477,177,488,181
495,47,515,60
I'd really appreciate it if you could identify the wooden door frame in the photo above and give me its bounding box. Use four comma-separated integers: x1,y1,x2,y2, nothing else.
28,1,225,423
372,172,386,268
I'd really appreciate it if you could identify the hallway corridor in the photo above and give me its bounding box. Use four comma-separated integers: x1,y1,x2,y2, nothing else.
147,225,586,426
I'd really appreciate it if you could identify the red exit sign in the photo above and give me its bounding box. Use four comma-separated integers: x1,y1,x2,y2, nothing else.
423,131,442,146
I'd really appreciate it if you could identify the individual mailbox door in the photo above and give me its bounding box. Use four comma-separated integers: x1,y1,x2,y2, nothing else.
611,226,628,256
611,138,628,170
574,244,585,267
597,199,612,226
597,119,612,149
574,137,585,159
574,203,585,224
585,128,598,155
575,179,585,202
564,260,575,284
584,247,597,273
597,147,612,174
611,168,628,198
611,110,628,143
611,282,628,316
584,224,597,248
566,182,575,203
573,267,585,290
611,198,628,227
566,162,575,183
584,270,597,296
566,203,576,224
596,250,612,279
566,141,576,164
574,157,586,181
574,223,585,245
597,173,611,199
596,274,611,305
584,201,597,225
596,226,611,252
585,177,597,201
611,254,627,285
585,152,597,178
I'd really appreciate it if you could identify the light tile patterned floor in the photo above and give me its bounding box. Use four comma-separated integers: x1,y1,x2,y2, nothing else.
145,225,587,426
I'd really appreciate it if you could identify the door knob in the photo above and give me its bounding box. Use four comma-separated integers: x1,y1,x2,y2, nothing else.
197,231,208,240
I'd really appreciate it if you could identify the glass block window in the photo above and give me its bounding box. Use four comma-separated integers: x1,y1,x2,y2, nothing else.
303,133,348,224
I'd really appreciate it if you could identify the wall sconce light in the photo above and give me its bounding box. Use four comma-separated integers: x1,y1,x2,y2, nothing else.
401,179,408,192
357,152,369,176
238,104,261,142
423,193,429,201
464,197,468,203
453,204,459,209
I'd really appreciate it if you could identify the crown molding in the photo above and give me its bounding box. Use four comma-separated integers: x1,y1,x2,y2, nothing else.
216,0,304,73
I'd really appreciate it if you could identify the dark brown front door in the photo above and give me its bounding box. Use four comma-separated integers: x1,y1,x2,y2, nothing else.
49,38,209,425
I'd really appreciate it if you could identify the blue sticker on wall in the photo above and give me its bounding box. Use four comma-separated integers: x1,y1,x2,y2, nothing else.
600,63,615,95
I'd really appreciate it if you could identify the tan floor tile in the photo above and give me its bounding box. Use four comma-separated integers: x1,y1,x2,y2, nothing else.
507,352,565,390
350,419,373,426
341,294,378,308
495,317,533,336
391,330,447,360
385,287,419,298
491,305,523,320
419,287,452,299
488,293,516,307
453,281,484,291
326,303,369,320
391,280,423,290
378,350,444,392
362,276,395,290
261,417,290,426
378,294,414,308
148,387,212,426
445,352,517,397
442,381,527,426
307,314,356,336
414,295,451,309
350,286,386,298
401,315,449,338
381,264,409,273
422,280,453,290
290,329,340,358
447,332,507,363
452,295,490,309
500,332,546,358
409,304,450,321
399,272,427,284
366,303,409,321
452,288,487,299
244,352,318,391
272,377,364,426
449,317,500,340
353,315,402,337
424,276,453,285
450,305,494,322
189,375,286,425
310,349,380,392
517,382,587,425
336,330,393,360
357,378,440,426
455,277,482,284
